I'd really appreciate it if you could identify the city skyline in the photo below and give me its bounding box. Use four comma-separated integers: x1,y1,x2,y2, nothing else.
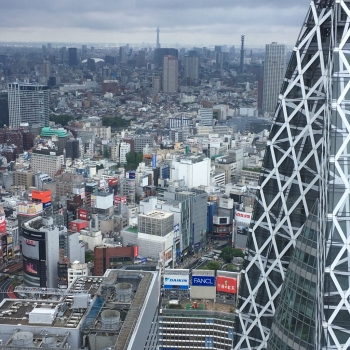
0,0,307,46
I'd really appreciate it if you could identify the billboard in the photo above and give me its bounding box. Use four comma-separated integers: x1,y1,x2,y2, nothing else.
18,202,43,216
173,224,180,242
91,195,97,208
43,201,52,208
191,276,215,286
152,153,157,168
0,215,6,233
210,138,221,148
78,209,88,220
69,220,88,232
24,258,38,275
164,269,189,290
31,190,52,203
216,276,237,294
133,245,138,258
22,238,39,260
114,195,127,205
126,171,136,179
235,210,252,225
108,178,118,187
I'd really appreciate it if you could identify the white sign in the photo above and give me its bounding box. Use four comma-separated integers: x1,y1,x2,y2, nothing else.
210,138,221,148
235,210,252,225
164,275,189,287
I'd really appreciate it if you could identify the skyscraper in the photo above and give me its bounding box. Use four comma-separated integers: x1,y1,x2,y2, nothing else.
184,55,199,85
156,26,160,49
234,1,350,349
262,42,286,114
162,55,178,93
8,83,49,128
68,47,78,66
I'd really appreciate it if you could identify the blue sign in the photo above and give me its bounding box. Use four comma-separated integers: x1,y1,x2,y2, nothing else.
141,258,147,263
191,276,216,286
43,201,52,208
194,242,201,249
152,153,157,168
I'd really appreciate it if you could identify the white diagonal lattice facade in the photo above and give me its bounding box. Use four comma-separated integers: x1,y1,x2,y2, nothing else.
234,1,350,349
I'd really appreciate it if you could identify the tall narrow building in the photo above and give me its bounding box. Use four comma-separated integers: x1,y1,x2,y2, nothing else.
8,83,49,128
162,55,178,93
234,1,350,349
262,42,286,114
156,26,160,49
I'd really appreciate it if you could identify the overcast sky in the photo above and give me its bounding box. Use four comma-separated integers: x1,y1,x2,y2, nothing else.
0,0,308,47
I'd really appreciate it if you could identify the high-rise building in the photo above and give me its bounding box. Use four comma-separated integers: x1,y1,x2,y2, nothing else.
200,107,213,126
262,42,286,114
7,83,49,128
234,1,350,349
184,55,199,85
42,60,51,79
162,55,178,93
68,47,78,66
0,92,9,127
156,26,160,49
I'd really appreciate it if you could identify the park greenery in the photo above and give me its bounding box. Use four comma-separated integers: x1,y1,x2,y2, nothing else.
50,114,74,125
220,246,244,263
125,151,143,170
203,261,221,271
102,116,130,129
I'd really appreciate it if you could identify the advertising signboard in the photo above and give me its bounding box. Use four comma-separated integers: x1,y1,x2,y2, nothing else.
108,178,118,187
43,201,52,208
216,276,237,294
126,171,136,179
234,210,252,225
152,153,157,168
174,224,180,242
78,209,88,220
191,276,215,286
133,245,139,258
91,195,97,208
164,269,189,290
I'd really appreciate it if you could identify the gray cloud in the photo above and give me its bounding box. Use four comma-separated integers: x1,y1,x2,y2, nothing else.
0,0,309,45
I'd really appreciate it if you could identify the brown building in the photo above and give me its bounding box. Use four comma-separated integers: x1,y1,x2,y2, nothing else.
14,170,34,188
94,245,135,276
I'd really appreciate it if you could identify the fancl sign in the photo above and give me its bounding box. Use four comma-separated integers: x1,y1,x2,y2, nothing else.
191,276,216,287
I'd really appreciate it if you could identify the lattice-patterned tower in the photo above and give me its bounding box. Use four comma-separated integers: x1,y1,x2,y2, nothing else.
234,1,350,349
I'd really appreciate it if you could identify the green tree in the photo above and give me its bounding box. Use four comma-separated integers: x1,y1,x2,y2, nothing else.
220,246,236,263
125,151,143,170
226,264,236,272
102,116,130,129
206,261,221,271
85,251,94,263
50,114,73,125
232,248,244,258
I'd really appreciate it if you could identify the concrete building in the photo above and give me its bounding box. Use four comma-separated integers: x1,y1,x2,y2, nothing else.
67,260,89,285
138,210,174,237
200,107,214,126
170,154,210,188
13,169,34,188
2,269,160,349
262,42,286,114
134,135,153,153
31,150,64,178
184,55,199,85
7,83,49,128
21,216,66,288
120,142,131,164
162,55,178,93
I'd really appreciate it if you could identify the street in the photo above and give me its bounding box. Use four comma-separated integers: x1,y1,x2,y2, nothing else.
0,277,12,302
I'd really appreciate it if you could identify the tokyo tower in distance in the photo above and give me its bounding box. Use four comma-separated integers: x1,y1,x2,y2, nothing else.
234,0,350,349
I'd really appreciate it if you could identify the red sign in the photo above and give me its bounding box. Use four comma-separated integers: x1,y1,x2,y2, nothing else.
216,276,237,294
32,190,52,203
133,245,138,258
108,178,118,186
25,239,36,246
235,212,251,219
0,217,6,233
69,220,88,232
78,209,88,220
114,195,127,205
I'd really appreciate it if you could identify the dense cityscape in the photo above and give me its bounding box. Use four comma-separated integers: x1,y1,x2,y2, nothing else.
0,0,349,349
